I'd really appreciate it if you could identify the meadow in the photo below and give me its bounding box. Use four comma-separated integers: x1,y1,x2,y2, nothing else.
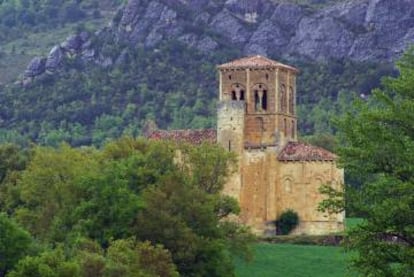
235,219,363,277
235,243,356,277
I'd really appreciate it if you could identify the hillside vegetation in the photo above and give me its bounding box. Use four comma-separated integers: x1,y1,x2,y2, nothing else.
0,0,399,147
0,39,394,147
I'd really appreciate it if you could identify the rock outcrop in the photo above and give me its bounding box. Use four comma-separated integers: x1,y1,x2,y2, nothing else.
23,0,414,80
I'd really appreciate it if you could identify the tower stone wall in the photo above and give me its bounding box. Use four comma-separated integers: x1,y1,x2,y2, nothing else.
217,101,245,200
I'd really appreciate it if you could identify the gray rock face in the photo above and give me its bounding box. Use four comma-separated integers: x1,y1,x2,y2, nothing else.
25,57,46,77
111,0,414,61
20,0,414,81
210,9,250,45
61,34,83,53
45,46,64,71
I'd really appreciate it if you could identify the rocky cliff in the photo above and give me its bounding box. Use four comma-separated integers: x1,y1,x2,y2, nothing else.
24,0,414,79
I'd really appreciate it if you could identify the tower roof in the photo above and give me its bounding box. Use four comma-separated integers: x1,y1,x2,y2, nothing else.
217,55,298,72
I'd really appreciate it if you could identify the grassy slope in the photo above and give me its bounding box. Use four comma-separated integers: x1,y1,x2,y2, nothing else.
235,243,356,277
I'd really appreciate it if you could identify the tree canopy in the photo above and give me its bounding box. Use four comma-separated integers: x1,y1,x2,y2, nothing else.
336,47,414,276
0,138,253,277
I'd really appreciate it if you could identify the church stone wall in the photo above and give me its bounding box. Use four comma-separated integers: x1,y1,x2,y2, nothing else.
275,161,345,235
234,149,345,235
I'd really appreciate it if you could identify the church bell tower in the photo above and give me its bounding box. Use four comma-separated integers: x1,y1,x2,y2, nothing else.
217,55,298,150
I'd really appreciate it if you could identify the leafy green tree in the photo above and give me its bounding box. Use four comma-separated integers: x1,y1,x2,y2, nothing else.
0,213,32,277
336,48,414,276
135,142,253,277
8,238,178,277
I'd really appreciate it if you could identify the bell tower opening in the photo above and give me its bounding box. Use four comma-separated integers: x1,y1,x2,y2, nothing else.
253,84,268,112
230,83,246,101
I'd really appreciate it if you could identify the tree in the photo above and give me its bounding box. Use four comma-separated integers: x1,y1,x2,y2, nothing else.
135,142,253,277
7,238,178,277
336,48,414,276
0,213,32,277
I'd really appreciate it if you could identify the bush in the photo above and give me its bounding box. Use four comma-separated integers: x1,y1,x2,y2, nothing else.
275,209,299,235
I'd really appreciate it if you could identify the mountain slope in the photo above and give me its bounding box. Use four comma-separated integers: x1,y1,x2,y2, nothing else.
0,0,407,146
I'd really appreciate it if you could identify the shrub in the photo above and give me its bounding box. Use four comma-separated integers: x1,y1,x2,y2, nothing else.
275,209,299,235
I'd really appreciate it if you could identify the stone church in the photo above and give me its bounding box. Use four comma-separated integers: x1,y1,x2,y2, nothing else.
149,55,344,235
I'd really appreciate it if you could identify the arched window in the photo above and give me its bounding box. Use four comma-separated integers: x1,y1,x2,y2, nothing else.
291,120,295,138
230,83,245,101
283,118,287,135
289,86,294,114
254,90,259,110
280,84,287,113
262,90,267,110
253,84,268,112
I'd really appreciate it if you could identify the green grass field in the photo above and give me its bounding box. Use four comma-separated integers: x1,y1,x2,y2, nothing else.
235,243,356,277
235,219,364,276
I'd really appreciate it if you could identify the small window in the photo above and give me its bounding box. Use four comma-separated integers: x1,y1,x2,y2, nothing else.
228,140,231,151
230,83,245,101
281,85,287,113
289,87,294,114
265,73,269,80
231,91,237,100
284,118,287,135
291,120,295,138
253,83,268,112
254,90,260,111
228,75,232,80
262,90,267,110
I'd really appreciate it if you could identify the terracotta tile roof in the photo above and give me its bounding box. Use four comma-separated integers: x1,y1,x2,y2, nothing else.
278,142,337,162
217,55,298,72
147,129,217,144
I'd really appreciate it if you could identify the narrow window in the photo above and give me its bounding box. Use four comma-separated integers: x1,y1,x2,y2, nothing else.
281,85,287,113
228,140,231,151
284,118,287,135
291,120,295,138
265,73,269,80
289,87,294,114
240,90,245,100
228,75,232,80
231,91,237,100
262,90,267,110
254,90,260,111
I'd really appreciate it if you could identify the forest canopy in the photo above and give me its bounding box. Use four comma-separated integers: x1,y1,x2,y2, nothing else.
0,138,254,277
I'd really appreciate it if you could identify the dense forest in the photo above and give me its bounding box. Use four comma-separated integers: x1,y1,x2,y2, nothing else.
0,139,253,277
0,37,395,147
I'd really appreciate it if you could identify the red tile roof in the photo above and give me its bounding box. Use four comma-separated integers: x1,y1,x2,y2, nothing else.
217,55,298,72
147,129,217,144
278,142,336,162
